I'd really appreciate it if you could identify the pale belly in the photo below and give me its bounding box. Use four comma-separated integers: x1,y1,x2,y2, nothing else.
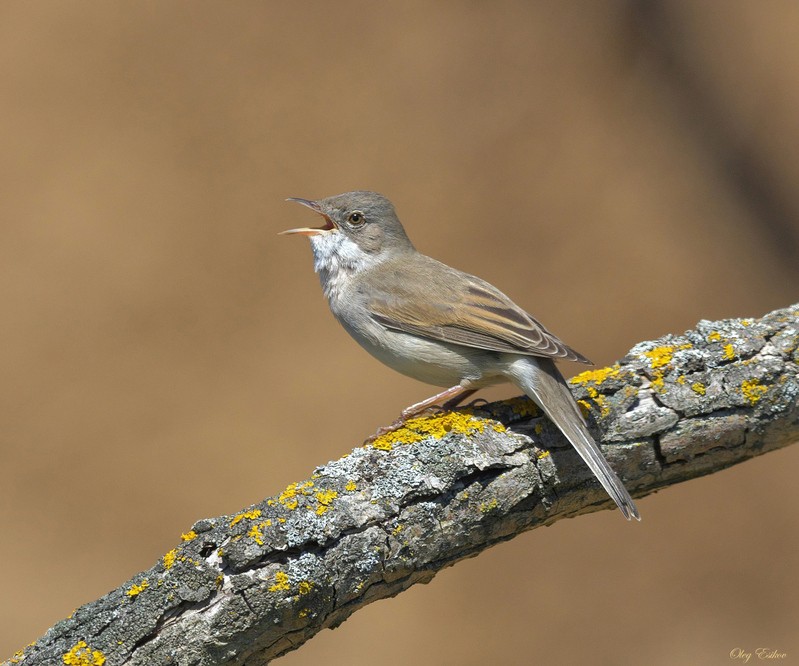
338,314,508,389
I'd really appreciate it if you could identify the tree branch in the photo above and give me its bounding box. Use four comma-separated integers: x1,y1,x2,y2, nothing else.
6,304,799,666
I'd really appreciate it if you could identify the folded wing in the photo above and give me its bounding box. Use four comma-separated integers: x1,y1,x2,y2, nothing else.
367,258,591,364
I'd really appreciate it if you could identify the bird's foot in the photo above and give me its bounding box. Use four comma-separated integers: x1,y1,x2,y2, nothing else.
363,418,407,445
363,406,444,444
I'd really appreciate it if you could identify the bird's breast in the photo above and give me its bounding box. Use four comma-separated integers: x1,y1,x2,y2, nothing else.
336,311,505,388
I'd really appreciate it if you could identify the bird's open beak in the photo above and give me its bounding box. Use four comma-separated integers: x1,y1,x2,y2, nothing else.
280,198,336,236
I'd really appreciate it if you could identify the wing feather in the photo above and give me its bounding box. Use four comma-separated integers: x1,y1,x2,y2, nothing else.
366,258,591,364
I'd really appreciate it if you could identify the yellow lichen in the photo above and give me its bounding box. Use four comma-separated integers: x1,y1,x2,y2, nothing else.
536,450,550,459
277,481,316,509
269,571,291,593
371,438,394,452
298,581,312,595
577,400,591,418
345,480,357,492
583,386,610,417
305,488,337,515
691,382,706,396
299,608,309,618
479,498,499,513
741,320,750,327
215,574,224,588
11,645,36,665
279,483,298,502
707,331,722,342
572,365,623,416
248,522,266,546
741,379,767,405
316,489,338,506
643,344,691,369
392,523,404,535
62,641,106,666
125,579,149,598
180,530,198,541
723,344,736,361
370,412,501,450
676,375,687,385
163,549,178,571
650,371,665,391
571,364,622,386
230,509,262,527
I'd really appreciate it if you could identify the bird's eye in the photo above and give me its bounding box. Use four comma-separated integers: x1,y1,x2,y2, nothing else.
347,211,365,226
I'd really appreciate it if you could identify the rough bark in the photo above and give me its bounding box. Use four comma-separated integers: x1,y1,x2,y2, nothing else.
6,304,798,666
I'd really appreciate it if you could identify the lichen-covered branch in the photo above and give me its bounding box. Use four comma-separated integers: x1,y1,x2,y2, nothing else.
6,304,799,666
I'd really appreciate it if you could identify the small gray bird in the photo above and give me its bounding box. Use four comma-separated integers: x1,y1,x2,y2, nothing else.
281,191,639,520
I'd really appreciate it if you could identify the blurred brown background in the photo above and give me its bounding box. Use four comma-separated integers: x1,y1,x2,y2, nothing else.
1,2,797,664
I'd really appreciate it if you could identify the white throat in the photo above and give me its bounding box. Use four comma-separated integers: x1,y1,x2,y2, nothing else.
309,232,378,303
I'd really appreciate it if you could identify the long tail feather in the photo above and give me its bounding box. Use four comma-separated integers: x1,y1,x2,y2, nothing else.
507,356,640,520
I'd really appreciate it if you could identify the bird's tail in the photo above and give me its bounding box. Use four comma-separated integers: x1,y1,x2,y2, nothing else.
506,356,640,521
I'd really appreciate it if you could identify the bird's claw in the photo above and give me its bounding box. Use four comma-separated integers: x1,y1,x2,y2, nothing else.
363,406,445,444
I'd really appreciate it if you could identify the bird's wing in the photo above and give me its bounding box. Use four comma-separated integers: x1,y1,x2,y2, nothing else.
365,257,591,364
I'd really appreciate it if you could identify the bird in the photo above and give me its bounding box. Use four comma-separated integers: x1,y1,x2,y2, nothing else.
281,191,639,520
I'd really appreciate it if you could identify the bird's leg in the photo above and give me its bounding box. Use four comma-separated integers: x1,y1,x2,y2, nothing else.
401,385,476,418
441,388,478,411
364,385,476,444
